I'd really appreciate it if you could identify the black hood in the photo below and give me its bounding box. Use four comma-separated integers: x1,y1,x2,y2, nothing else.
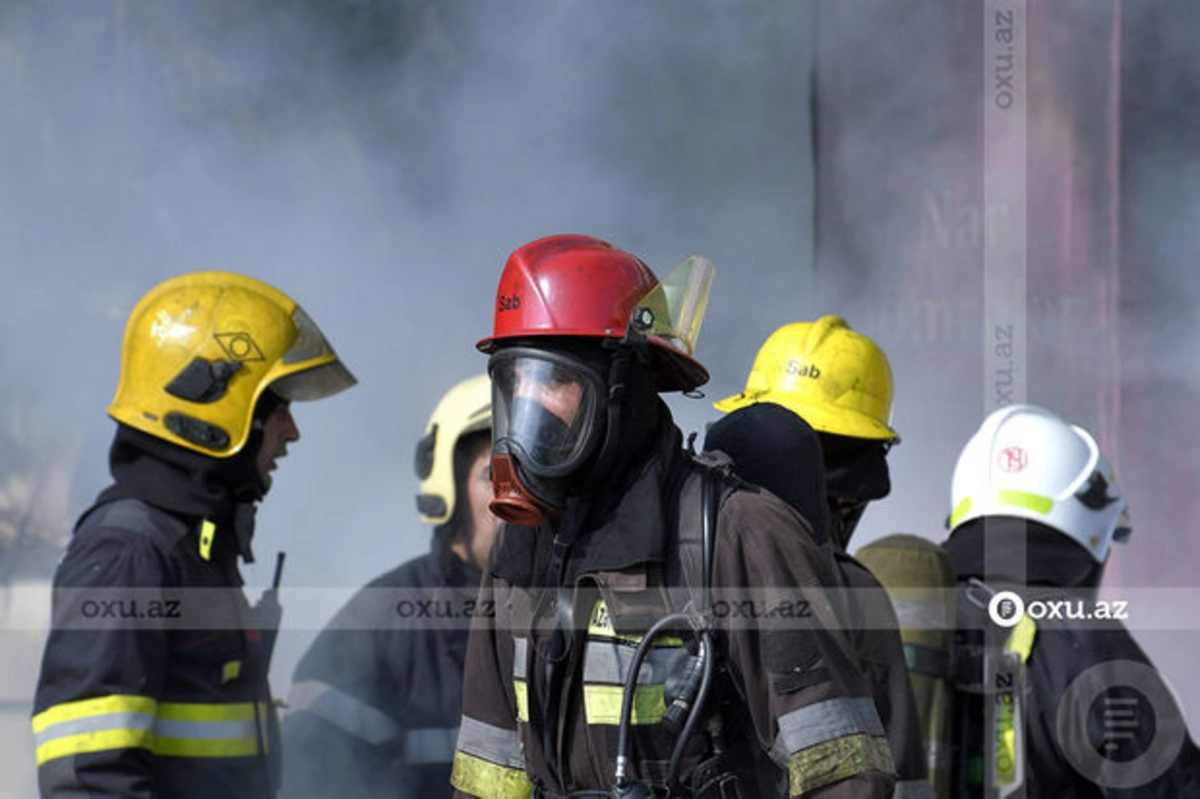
943,516,1105,590
93,423,268,562
703,402,830,546
817,431,891,502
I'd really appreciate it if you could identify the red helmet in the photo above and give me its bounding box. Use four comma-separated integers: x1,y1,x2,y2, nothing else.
476,235,709,392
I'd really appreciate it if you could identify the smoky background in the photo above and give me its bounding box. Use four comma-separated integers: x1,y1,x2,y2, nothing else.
0,1,1196,794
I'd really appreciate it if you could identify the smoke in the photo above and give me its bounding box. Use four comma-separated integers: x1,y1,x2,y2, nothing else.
1,0,1197,790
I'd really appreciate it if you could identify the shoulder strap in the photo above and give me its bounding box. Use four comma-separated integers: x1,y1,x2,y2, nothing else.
669,450,739,614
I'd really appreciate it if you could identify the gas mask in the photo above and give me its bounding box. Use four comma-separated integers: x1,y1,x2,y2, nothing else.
487,347,607,526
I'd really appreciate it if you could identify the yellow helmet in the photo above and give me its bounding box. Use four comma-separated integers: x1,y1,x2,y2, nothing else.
714,315,898,441
109,271,356,457
415,373,492,525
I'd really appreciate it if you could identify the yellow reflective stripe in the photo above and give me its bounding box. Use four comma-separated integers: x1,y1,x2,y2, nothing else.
513,680,529,723
583,684,664,725
34,695,158,765
586,599,683,646
951,491,1054,528
450,750,532,799
221,660,242,683
949,496,972,528
33,697,266,764
996,693,1017,785
199,519,216,561
996,489,1053,515
156,701,260,722
1004,615,1037,664
155,700,265,758
788,733,895,796
32,694,157,733
154,733,259,758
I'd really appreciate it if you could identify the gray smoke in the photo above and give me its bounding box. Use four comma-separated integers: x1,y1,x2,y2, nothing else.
1,1,1197,793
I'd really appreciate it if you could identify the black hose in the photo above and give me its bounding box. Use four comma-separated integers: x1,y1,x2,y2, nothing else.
614,611,691,788
666,628,715,790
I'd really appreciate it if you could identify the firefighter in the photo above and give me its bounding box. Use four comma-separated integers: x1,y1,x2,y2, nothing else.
942,403,1200,797
450,235,895,799
31,272,356,798
710,316,933,798
281,373,497,798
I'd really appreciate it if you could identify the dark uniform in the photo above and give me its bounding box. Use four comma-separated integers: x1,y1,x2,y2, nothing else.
451,420,896,799
282,535,481,798
705,401,932,799
32,430,279,799
945,518,1200,798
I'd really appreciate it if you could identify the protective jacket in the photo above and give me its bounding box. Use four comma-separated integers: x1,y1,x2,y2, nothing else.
704,403,932,798
32,428,279,798
282,535,482,798
451,419,896,799
945,519,1200,798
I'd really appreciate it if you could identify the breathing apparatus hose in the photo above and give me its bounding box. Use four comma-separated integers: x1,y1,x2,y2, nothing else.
666,628,715,791
613,613,714,796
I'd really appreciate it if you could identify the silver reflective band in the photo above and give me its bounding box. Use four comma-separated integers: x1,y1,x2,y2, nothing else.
775,696,886,756
34,710,155,750
513,637,528,680
403,726,459,765
893,778,937,799
287,680,400,746
583,641,679,685
156,717,258,741
456,716,525,770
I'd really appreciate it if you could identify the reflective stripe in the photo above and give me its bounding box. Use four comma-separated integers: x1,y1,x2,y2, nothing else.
148,700,264,758
996,489,1053,516
34,705,157,765
893,778,937,799
287,679,400,746
456,716,525,770
513,680,529,723
775,696,886,756
513,637,529,721
788,733,895,796
450,750,532,799
950,491,1054,527
32,694,157,732
403,726,459,765
949,497,972,528
582,684,664,726
1004,615,1037,664
582,640,678,685
513,637,528,680
33,695,264,764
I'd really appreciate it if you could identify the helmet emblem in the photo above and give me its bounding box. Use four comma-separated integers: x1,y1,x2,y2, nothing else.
997,445,1028,473
215,331,265,362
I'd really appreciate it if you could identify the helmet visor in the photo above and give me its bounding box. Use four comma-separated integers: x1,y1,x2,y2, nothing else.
489,349,603,476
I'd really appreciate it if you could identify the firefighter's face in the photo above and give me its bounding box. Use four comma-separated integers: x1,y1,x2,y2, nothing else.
256,403,300,489
464,443,501,570
511,360,584,427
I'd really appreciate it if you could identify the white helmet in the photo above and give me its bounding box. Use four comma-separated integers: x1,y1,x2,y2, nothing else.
948,404,1131,563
